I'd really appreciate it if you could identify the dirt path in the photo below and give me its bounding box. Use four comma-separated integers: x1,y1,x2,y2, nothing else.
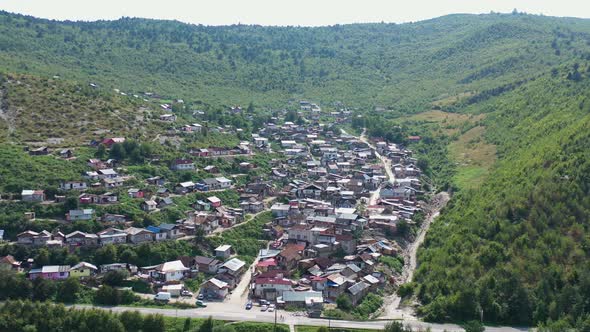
341,128,451,319
379,191,450,319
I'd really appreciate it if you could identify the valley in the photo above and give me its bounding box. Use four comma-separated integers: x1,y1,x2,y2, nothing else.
0,9,590,332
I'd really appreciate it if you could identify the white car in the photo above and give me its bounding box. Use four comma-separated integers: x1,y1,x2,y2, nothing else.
181,290,194,297
268,306,275,312
261,305,269,312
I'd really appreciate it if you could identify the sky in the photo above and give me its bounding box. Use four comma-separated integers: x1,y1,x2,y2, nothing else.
0,0,589,26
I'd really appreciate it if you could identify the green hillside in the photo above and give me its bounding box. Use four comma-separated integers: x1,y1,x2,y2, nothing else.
1,11,589,112
414,66,590,327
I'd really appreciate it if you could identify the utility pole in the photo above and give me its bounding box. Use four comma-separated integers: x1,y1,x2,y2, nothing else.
274,305,277,332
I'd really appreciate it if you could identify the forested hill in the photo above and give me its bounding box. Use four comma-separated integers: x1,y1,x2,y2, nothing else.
413,66,590,328
0,11,590,111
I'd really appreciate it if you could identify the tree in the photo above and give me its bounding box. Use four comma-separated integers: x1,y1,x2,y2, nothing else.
56,277,80,303
32,278,56,301
461,321,485,332
120,310,144,332
199,316,214,332
34,248,50,267
109,143,126,160
316,327,329,332
142,314,166,332
383,321,413,332
336,294,352,311
95,144,107,159
182,317,192,331
119,248,139,265
94,244,118,265
102,269,129,286
64,196,79,211
95,285,120,305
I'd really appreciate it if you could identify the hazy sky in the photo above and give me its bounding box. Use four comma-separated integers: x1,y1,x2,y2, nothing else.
0,0,589,26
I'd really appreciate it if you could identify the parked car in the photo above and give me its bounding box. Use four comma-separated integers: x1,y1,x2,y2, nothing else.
197,294,204,300
196,300,207,307
181,290,194,297
154,292,171,303
246,301,253,310
261,304,268,312
260,299,269,306
268,304,275,312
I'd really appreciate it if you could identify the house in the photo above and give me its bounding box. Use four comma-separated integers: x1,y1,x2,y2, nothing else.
97,168,118,179
103,177,125,188
151,260,189,282
28,265,70,280
101,137,125,147
147,176,165,186
348,281,370,305
271,203,290,218
197,178,218,191
297,184,322,199
278,244,305,270
0,255,21,271
21,190,45,202
279,291,323,309
253,137,269,148
60,181,87,191
161,284,183,297
193,256,222,274
207,196,222,208
125,227,154,244
59,149,74,159
65,231,99,247
17,230,40,245
97,228,128,245
253,277,294,300
141,200,158,212
29,146,49,156
215,245,233,259
67,209,94,221
195,200,211,211
175,181,195,194
171,159,195,171
101,214,127,223
157,197,174,209
159,114,177,122
215,177,232,189
128,189,145,199
159,223,182,239
220,257,245,276
146,226,167,241
203,165,219,173
181,123,203,133
201,278,229,299
69,262,98,278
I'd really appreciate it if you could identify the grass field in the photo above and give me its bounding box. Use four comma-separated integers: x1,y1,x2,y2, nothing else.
448,126,497,190
401,110,485,136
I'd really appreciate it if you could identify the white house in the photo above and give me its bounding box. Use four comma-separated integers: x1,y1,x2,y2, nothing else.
152,260,189,282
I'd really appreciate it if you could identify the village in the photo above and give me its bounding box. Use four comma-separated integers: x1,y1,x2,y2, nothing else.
1,99,426,319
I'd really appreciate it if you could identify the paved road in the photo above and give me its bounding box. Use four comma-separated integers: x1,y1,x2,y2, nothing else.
71,304,529,332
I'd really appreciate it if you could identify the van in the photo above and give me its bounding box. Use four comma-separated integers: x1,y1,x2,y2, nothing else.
154,292,171,302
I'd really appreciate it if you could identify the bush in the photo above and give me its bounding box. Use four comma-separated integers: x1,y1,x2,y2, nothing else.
336,294,352,311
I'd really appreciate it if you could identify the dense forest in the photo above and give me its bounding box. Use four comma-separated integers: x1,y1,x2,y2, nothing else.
1,10,590,329
1,11,590,111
